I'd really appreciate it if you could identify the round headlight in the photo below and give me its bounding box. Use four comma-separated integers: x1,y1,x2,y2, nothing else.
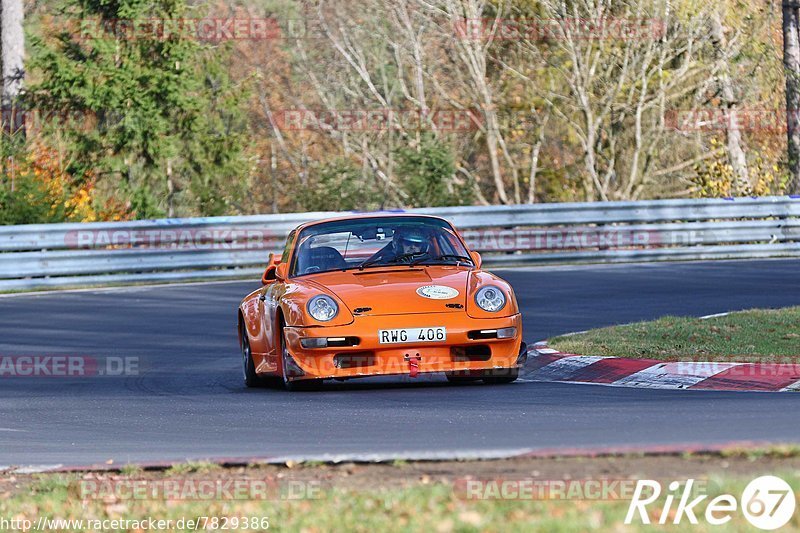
475,285,506,312
307,295,339,322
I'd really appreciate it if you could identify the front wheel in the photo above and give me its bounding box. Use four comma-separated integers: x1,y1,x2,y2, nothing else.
280,326,323,391
241,330,264,388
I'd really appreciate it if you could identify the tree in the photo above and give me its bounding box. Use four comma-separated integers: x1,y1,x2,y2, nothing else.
710,12,749,194
509,0,723,201
26,0,248,218
395,133,472,206
1,0,25,209
1,0,25,110
299,158,383,212
783,0,800,194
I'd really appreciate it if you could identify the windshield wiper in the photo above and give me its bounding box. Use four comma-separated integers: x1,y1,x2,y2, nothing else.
411,253,474,266
393,251,429,265
357,256,384,270
358,251,427,270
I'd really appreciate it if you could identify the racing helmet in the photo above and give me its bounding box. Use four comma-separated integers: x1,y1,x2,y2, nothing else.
393,226,430,254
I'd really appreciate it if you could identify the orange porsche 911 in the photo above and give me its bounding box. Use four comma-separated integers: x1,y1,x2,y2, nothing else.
237,214,526,390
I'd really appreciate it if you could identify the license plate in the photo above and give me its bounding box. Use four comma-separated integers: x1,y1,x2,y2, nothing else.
378,327,447,344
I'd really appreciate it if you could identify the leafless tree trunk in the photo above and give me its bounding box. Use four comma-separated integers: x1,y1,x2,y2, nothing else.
527,111,548,203
270,141,278,214
1,0,24,104
710,13,749,194
784,1,800,195
1,0,25,133
166,159,174,217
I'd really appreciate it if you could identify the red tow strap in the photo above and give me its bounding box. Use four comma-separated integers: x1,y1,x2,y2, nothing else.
408,355,420,378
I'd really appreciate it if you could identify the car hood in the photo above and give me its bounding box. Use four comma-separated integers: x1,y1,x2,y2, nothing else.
302,266,470,316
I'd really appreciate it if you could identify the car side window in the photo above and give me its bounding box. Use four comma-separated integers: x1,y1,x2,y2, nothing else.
281,230,296,264
438,228,467,258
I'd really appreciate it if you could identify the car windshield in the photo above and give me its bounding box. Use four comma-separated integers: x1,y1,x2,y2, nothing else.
290,216,473,277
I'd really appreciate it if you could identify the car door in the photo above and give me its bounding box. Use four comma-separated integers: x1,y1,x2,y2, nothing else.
260,230,296,371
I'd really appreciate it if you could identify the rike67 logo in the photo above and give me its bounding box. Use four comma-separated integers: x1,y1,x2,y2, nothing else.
625,476,796,530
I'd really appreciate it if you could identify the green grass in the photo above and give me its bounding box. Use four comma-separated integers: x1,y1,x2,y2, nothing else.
550,307,800,361
165,461,221,475
119,464,144,476
718,444,800,460
2,472,799,532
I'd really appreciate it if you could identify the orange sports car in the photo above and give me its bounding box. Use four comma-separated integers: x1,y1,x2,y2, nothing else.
237,214,526,390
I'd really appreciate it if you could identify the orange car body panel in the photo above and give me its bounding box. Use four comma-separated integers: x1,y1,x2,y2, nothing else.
238,214,523,381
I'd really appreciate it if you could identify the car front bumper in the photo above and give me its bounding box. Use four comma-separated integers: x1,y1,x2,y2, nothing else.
283,313,524,380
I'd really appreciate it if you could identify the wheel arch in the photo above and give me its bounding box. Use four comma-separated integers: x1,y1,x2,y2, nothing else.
237,308,246,346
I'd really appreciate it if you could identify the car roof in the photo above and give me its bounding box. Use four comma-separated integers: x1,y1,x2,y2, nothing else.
292,213,453,233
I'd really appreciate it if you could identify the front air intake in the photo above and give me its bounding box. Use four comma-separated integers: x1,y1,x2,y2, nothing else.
451,345,491,361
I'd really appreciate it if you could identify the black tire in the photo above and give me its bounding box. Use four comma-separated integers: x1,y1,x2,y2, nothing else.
482,367,519,385
241,329,265,388
280,325,324,391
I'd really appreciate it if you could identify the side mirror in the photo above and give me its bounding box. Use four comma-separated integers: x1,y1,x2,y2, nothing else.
275,263,289,281
470,251,482,268
261,265,278,285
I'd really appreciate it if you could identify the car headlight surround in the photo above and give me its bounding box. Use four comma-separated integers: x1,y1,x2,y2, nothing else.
475,285,506,313
307,295,339,322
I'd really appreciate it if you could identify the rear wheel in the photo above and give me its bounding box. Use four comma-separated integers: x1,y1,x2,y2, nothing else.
280,325,324,391
482,367,519,385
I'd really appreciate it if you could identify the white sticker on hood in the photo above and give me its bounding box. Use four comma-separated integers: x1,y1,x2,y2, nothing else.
416,285,459,300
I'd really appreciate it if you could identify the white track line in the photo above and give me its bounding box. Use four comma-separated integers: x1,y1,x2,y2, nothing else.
532,347,560,354
699,312,731,320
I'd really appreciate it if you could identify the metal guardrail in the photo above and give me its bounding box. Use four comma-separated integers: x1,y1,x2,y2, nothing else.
1,196,798,291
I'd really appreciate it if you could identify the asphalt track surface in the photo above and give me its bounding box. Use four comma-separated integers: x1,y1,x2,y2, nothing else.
1,259,799,467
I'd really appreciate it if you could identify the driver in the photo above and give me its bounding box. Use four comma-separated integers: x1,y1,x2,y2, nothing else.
369,226,431,264
392,227,429,259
